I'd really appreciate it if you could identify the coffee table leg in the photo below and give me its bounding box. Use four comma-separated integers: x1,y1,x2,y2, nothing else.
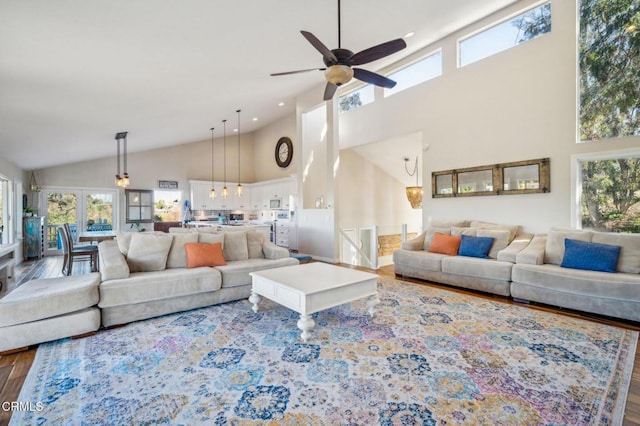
297,314,315,342
249,292,261,313
367,294,380,317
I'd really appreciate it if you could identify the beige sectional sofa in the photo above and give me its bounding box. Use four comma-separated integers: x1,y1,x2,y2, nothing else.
393,220,532,296
394,221,640,323
512,228,640,322
98,228,298,327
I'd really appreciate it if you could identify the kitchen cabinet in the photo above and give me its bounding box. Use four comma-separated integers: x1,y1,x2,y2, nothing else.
275,222,290,248
231,185,251,210
189,181,216,210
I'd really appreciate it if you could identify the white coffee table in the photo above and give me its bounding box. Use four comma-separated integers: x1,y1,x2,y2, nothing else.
249,263,379,342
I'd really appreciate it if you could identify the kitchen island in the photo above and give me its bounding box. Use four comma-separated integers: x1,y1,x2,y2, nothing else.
185,222,272,241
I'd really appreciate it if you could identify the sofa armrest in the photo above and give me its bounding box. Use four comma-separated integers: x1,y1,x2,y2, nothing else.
515,234,547,265
263,242,290,260
401,231,426,251
497,232,533,263
98,240,130,281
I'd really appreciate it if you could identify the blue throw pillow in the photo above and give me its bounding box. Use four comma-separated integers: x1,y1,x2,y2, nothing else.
458,234,494,259
560,238,621,273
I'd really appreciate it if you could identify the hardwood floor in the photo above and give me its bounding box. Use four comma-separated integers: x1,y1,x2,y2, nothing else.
0,257,638,425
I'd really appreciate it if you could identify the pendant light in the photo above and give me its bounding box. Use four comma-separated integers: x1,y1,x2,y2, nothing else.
236,109,243,196
404,156,423,209
209,127,216,199
114,132,130,187
222,119,229,198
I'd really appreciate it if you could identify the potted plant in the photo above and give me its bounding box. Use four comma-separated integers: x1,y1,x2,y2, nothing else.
23,206,36,217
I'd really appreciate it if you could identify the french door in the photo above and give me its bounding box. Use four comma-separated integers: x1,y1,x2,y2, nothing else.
42,188,117,255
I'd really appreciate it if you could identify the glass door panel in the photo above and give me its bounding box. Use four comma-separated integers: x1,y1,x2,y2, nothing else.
44,189,117,254
44,190,80,253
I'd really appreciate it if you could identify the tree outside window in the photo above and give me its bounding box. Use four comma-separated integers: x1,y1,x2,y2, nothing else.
581,157,640,232
579,0,640,141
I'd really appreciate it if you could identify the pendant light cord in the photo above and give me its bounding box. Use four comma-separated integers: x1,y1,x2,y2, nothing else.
222,119,227,187
236,109,241,186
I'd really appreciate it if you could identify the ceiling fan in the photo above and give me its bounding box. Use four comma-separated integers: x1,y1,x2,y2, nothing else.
270,0,407,101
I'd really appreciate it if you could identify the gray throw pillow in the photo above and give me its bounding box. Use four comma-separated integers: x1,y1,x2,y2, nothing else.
166,232,199,269
223,231,249,261
126,233,174,272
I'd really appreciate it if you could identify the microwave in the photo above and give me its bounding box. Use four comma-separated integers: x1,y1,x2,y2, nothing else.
269,198,282,209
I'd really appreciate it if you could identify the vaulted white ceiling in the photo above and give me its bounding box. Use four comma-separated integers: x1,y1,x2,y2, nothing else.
0,0,518,171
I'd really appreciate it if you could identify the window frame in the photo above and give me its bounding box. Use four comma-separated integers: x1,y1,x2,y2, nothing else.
457,0,552,68
125,189,154,224
571,148,640,229
383,49,443,97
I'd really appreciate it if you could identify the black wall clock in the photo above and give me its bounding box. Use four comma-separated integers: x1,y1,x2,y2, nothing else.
275,136,293,168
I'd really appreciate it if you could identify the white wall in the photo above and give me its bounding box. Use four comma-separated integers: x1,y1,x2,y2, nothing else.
252,114,298,181
338,149,422,236
337,0,639,234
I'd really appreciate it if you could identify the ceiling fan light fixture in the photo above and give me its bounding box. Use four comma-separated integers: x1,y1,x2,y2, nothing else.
325,65,354,86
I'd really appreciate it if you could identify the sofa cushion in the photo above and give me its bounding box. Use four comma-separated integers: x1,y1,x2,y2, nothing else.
458,234,494,259
544,228,592,265
476,229,510,259
512,263,640,302
185,242,227,268
98,267,222,308
591,231,640,274
470,221,519,243
428,233,461,256
99,240,130,282
199,232,225,247
451,227,477,237
0,273,100,327
247,230,267,259
223,231,249,261
423,227,452,250
166,232,199,268
393,249,446,272
126,233,173,272
215,257,299,288
168,227,197,234
115,231,135,256
442,256,512,282
561,238,621,273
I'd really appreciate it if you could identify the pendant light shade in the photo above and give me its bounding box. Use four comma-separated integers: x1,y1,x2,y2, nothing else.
114,132,130,187
404,156,422,209
222,119,228,198
209,127,216,199
236,109,243,197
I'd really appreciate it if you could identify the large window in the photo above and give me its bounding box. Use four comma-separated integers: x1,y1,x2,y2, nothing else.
579,0,640,141
384,51,442,97
153,190,181,222
578,154,640,232
459,2,551,67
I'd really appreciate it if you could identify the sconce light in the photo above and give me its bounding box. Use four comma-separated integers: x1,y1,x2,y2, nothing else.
404,156,423,209
114,132,130,187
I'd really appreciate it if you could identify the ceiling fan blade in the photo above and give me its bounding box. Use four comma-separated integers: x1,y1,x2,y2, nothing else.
301,31,338,64
349,38,407,66
353,68,397,89
270,68,325,76
323,82,338,100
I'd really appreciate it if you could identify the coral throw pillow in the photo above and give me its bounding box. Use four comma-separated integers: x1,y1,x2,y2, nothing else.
184,242,227,268
428,233,461,256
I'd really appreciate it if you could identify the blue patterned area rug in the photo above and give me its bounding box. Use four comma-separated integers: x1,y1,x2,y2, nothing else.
12,278,637,425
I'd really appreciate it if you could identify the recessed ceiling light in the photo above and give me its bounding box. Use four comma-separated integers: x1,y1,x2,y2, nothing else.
252,117,258,122
404,31,415,38
233,128,238,132
278,102,285,107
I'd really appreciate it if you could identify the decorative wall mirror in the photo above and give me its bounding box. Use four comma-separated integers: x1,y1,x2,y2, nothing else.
125,189,154,223
432,158,549,198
